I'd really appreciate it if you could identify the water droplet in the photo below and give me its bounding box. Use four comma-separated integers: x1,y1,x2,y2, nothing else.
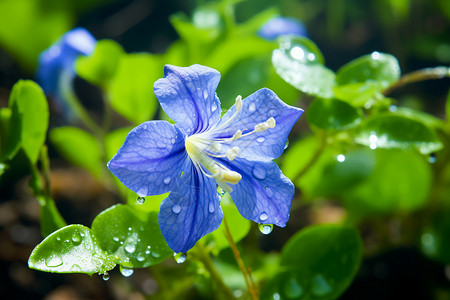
429,153,437,163
265,186,274,198
128,227,132,231
273,293,281,300
56,237,61,241
171,138,176,144
145,249,151,255
136,196,145,205
259,212,269,221
307,53,316,61
71,232,82,246
45,254,63,267
113,237,119,242
389,105,398,112
258,224,273,235
248,102,256,113
257,137,265,143
152,252,160,258
172,204,181,214
268,109,277,117
421,232,437,255
208,202,215,213
371,51,381,60
174,252,187,264
137,255,145,262
312,274,332,296
252,164,267,180
203,90,209,100
142,124,147,130
102,272,110,281
290,46,305,60
218,188,226,196
283,277,303,299
125,244,136,254
211,102,218,112
163,177,171,184
337,154,346,162
284,139,289,150
70,264,82,272
137,186,148,197
120,266,134,277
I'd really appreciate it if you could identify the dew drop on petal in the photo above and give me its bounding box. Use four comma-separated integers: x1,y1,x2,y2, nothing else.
248,102,256,113
211,102,218,112
102,272,110,281
203,90,209,100
258,224,273,235
172,204,181,214
136,197,145,205
125,244,136,254
259,212,269,221
208,203,215,213
120,266,134,277
252,164,267,180
174,252,187,264
163,177,171,184
284,139,289,150
257,137,265,143
265,186,274,198
171,138,176,144
45,254,63,267
137,186,148,197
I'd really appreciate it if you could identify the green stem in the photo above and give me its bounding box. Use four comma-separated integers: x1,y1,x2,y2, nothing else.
293,132,327,183
382,66,450,96
223,216,259,300
196,242,237,300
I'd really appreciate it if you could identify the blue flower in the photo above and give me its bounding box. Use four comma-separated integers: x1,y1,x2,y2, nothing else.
37,28,96,116
108,64,303,253
259,17,307,41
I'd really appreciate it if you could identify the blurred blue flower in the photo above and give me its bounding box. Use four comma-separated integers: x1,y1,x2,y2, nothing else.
108,64,303,253
37,28,96,116
259,16,307,40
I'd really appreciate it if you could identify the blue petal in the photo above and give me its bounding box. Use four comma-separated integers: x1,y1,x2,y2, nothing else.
158,164,223,253
154,64,221,135
258,17,307,41
225,158,294,227
213,88,303,161
108,121,188,197
37,28,96,96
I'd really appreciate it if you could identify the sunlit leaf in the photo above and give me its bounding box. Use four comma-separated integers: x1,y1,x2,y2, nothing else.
91,204,172,268
28,225,116,275
272,36,335,98
50,127,103,178
3,80,48,164
75,39,124,87
355,114,443,154
109,53,161,124
37,195,67,238
421,210,450,264
307,98,363,130
262,225,363,300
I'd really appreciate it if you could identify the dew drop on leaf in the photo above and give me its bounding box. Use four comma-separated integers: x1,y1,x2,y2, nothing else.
125,244,136,254
45,254,63,267
102,272,110,281
71,232,82,246
174,252,187,264
119,265,134,277
136,196,145,205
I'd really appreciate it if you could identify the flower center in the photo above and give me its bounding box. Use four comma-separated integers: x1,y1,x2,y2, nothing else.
185,95,276,192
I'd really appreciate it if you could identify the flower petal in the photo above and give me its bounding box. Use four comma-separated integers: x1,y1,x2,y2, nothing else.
107,121,187,197
158,164,223,253
225,158,294,227
213,88,303,161
154,64,221,134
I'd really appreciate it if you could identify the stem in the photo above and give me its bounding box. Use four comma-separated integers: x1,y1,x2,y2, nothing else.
382,66,450,96
223,216,259,300
293,132,327,183
196,242,237,300
39,146,52,198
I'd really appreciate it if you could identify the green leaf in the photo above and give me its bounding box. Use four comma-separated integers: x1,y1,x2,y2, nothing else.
334,52,400,105
355,114,443,154
109,54,161,124
446,89,450,124
208,193,251,252
262,225,362,300
420,210,450,264
391,106,446,129
28,225,116,275
342,149,432,215
75,39,124,87
50,127,103,178
0,163,6,177
307,98,363,130
105,127,132,161
272,36,335,98
0,107,12,156
4,80,49,164
91,204,173,268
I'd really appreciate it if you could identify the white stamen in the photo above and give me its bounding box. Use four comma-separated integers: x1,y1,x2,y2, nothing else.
266,117,276,128
235,95,242,111
231,130,242,141
226,147,240,161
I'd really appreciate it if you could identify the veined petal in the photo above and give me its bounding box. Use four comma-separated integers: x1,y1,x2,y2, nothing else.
212,88,303,161
154,64,221,135
107,121,188,197
225,158,294,227
158,164,223,253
